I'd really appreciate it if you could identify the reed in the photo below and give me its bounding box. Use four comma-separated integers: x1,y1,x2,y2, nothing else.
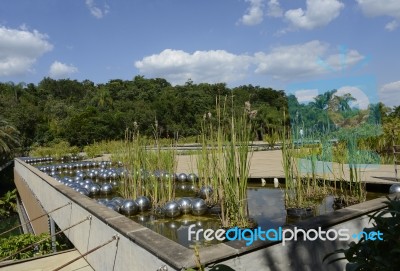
196,96,253,228
115,124,177,208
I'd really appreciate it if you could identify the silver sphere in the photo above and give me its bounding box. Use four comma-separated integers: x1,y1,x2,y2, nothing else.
389,184,400,194
191,198,207,216
177,198,192,214
135,196,151,212
106,202,120,212
177,173,187,182
199,186,213,199
100,183,113,195
187,173,198,182
112,197,125,207
120,200,139,216
88,183,101,195
164,201,181,218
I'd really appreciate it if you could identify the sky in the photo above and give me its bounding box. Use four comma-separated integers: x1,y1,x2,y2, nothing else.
0,0,399,106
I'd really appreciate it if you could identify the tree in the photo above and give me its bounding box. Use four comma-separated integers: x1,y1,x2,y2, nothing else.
0,118,20,154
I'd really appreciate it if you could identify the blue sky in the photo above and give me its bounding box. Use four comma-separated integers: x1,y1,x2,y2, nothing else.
1,0,399,106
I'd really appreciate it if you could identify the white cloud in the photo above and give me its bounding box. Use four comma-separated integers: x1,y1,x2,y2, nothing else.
49,61,78,79
267,0,283,18
85,0,110,19
284,0,344,30
135,49,252,85
135,41,365,84
356,0,400,30
295,89,319,103
379,81,400,107
356,0,400,19
254,40,364,79
239,0,265,26
385,20,398,31
0,26,53,77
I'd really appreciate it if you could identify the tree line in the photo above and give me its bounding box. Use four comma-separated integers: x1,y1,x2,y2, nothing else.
0,76,287,152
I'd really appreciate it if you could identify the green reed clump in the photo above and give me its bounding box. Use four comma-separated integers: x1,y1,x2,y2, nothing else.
281,112,324,210
197,96,253,228
115,124,176,208
282,128,307,209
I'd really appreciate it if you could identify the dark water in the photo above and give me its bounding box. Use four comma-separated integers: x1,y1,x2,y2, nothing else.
29,160,386,248
129,183,385,248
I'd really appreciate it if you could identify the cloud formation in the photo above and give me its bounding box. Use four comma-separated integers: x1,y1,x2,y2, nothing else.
135,49,252,85
356,0,400,19
379,81,400,107
85,0,110,19
284,0,344,30
295,89,319,103
135,41,365,85
266,0,283,18
49,61,78,79
254,40,364,79
356,0,400,30
385,20,398,31
239,0,265,26
0,26,53,77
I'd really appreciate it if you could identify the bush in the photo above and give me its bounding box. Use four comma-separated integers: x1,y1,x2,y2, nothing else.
324,196,400,271
0,233,65,260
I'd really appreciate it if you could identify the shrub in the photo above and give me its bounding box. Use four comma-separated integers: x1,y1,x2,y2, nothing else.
324,196,400,271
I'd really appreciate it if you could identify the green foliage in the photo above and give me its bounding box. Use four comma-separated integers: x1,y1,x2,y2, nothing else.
115,127,177,207
197,96,253,228
0,189,17,218
324,197,400,271
0,79,286,150
29,140,80,159
0,117,20,154
0,233,64,260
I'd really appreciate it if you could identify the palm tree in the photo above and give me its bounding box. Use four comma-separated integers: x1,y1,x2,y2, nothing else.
310,89,337,110
0,117,20,154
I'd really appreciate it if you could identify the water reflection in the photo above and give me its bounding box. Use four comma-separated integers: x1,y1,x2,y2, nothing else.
129,183,346,247
131,214,221,248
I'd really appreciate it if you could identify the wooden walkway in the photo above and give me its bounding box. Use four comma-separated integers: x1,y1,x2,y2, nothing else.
176,150,398,184
0,249,93,271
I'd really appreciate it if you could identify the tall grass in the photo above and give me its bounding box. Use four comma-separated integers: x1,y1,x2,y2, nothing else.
115,125,177,208
282,112,332,209
197,96,253,228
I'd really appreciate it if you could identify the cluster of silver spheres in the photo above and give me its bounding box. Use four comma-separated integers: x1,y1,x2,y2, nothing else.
97,196,152,216
37,161,116,175
163,197,208,218
23,157,54,164
30,157,214,219
96,196,211,218
54,176,116,196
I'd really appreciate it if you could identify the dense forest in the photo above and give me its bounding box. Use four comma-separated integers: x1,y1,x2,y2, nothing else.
1,76,400,161
0,76,287,153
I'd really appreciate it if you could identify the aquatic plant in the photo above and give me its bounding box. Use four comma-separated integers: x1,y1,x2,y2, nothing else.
115,123,177,208
197,96,253,228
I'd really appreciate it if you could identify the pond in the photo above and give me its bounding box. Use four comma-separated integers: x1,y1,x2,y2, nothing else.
31,158,386,248
126,183,384,248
